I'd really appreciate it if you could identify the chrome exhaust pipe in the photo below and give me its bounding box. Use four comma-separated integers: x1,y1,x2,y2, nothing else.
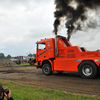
55,34,58,56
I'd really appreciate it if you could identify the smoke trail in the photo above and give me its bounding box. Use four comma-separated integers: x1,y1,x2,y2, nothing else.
53,0,100,40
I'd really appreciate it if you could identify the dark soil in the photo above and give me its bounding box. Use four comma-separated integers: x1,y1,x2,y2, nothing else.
0,66,100,97
0,59,16,66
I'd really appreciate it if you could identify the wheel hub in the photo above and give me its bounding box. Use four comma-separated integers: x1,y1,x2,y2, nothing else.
85,68,90,73
82,65,92,76
45,68,48,72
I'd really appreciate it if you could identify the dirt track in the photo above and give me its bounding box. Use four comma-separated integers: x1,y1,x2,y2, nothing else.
0,66,100,97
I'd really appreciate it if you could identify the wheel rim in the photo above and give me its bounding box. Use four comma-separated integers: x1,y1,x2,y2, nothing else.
44,66,49,74
82,65,92,76
31,61,34,65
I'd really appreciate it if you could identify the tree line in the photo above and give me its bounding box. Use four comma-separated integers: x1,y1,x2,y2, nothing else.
0,52,36,59
28,53,36,57
0,53,11,59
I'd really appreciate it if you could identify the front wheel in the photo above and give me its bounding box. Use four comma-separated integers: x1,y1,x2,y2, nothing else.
42,64,52,76
78,61,97,79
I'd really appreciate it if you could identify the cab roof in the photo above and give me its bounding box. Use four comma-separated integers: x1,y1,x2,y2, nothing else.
37,35,67,44
37,38,55,44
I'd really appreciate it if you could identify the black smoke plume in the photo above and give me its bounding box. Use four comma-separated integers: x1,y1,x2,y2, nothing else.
53,0,100,40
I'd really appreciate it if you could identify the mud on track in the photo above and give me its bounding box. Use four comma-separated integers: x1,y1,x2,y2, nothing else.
0,66,100,97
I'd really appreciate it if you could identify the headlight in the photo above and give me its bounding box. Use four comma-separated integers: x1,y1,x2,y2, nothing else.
95,59,100,62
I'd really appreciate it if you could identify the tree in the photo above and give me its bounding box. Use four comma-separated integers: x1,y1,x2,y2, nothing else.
97,49,100,51
33,54,36,58
6,55,11,59
0,53,5,59
28,53,33,57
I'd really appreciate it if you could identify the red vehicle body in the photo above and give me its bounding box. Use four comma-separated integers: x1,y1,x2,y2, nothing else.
36,35,100,78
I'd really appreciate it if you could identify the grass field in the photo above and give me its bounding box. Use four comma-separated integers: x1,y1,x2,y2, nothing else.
19,62,30,66
14,62,36,66
0,80,100,100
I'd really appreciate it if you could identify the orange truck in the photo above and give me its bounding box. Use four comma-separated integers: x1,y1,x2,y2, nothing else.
36,35,100,78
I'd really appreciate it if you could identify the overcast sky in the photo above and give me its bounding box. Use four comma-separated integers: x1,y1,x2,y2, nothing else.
0,0,100,56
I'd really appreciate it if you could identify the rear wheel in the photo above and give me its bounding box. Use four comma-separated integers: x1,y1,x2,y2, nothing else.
42,64,52,75
30,60,34,66
79,61,97,79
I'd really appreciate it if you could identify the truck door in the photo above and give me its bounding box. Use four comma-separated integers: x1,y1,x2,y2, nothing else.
37,43,47,61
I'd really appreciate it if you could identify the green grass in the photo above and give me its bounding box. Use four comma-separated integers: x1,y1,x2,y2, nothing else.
0,80,100,100
19,62,30,66
13,62,36,66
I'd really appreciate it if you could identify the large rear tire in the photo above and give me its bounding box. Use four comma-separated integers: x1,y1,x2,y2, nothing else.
79,61,97,79
42,64,52,76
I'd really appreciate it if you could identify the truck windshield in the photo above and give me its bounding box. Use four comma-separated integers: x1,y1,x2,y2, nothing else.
38,43,46,50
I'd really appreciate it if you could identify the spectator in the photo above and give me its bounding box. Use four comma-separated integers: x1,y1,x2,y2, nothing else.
0,84,14,100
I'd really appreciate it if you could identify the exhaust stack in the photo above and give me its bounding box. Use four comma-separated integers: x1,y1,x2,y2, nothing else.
53,19,60,57
55,34,58,57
